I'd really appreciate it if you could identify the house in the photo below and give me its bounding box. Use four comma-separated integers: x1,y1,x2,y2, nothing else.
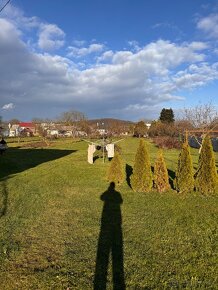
146,123,151,129
97,129,107,135
9,124,20,137
47,129,59,136
75,130,88,137
19,122,36,136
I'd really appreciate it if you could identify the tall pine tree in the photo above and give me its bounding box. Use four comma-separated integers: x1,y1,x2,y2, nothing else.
154,149,170,193
130,139,153,192
175,142,194,193
195,135,217,194
159,108,175,123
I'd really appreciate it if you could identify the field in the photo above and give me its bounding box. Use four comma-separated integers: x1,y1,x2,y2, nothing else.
0,137,217,289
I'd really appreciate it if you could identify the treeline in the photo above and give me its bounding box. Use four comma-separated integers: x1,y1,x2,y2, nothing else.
107,137,217,195
133,105,218,150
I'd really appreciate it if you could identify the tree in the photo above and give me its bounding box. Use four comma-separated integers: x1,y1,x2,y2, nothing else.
182,102,218,152
148,121,177,137
130,139,153,192
32,119,50,146
154,149,170,193
59,110,86,126
133,121,148,137
159,108,175,123
107,152,124,185
195,135,217,194
183,102,217,129
174,120,194,133
175,142,194,193
8,118,20,125
31,118,53,124
58,110,88,136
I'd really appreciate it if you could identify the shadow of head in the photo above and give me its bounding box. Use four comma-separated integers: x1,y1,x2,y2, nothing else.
101,182,123,205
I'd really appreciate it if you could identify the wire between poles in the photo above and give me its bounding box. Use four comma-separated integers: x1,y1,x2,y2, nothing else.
0,0,11,13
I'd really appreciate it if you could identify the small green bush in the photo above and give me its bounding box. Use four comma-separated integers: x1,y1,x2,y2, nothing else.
195,136,217,194
175,142,194,193
130,139,153,192
107,152,124,185
154,149,170,193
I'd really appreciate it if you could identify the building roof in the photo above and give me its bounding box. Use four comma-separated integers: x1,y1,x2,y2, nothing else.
19,122,35,128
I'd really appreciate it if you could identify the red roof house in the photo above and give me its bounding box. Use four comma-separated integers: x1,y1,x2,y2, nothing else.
19,122,36,135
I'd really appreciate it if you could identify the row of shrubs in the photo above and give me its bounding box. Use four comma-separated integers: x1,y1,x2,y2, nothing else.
107,136,218,194
152,136,182,149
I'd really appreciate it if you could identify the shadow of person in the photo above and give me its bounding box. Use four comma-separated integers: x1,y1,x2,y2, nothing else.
94,182,125,290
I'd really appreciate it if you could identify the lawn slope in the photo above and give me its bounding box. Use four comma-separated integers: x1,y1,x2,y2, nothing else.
0,138,217,289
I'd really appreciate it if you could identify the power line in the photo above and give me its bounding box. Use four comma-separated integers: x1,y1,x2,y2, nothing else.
0,0,11,13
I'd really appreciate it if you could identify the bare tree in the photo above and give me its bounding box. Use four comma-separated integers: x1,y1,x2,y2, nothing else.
59,110,86,126
183,102,217,129
32,118,51,146
182,102,218,152
58,110,89,136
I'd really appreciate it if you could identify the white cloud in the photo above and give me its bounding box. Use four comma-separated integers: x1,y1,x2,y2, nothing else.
2,103,15,110
67,43,105,57
128,40,140,51
72,39,86,47
173,62,218,89
1,3,65,52
188,41,209,50
1,3,40,29
38,24,65,50
197,13,218,38
0,10,217,120
97,50,114,62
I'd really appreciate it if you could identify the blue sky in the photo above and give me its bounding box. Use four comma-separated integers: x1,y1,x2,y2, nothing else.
0,0,218,121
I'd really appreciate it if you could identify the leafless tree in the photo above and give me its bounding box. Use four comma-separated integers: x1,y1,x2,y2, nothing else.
58,110,90,136
182,102,218,152
183,102,217,130
58,110,86,126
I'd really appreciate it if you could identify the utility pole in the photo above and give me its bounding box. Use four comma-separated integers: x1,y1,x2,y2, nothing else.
97,122,105,163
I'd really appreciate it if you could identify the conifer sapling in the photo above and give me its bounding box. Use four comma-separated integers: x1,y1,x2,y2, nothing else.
195,135,217,194
130,139,153,192
175,142,194,193
107,151,124,185
154,149,170,193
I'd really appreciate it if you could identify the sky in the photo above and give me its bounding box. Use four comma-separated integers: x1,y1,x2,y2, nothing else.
0,0,218,121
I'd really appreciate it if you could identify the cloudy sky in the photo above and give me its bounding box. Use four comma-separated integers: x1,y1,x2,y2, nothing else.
0,0,218,121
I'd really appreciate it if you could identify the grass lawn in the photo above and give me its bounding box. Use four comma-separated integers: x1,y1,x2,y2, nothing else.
0,137,217,289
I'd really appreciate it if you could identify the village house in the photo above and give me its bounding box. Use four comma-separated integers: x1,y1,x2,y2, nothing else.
8,122,36,137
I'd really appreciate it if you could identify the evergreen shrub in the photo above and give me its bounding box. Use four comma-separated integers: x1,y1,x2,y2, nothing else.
154,149,170,193
195,136,217,194
175,142,194,193
107,152,124,185
130,139,153,192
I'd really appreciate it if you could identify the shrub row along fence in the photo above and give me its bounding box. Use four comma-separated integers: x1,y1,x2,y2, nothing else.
107,137,218,195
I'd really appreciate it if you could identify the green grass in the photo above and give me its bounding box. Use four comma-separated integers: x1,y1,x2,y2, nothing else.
0,138,217,289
